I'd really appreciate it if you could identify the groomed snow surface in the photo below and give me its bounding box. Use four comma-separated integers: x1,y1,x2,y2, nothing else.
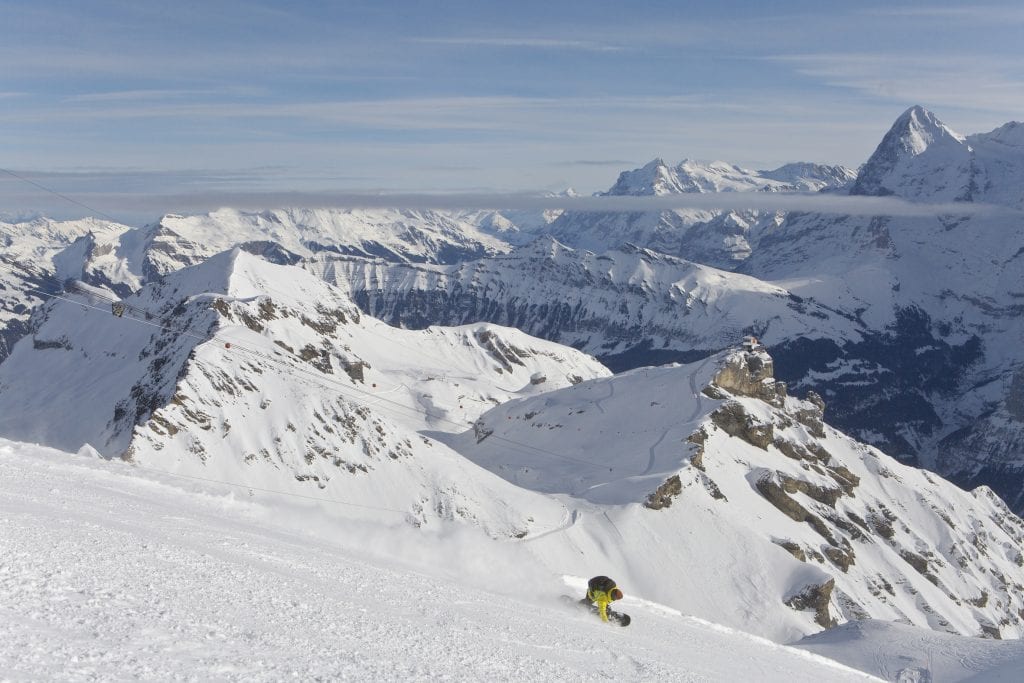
0,439,886,682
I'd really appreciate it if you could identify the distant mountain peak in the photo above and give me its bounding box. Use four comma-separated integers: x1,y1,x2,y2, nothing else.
603,158,684,196
851,106,974,199
604,158,855,197
893,105,966,155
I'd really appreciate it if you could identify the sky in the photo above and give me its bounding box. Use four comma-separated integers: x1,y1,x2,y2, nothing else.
2,0,1023,223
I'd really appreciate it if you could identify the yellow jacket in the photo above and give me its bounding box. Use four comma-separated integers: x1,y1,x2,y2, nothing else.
586,587,614,622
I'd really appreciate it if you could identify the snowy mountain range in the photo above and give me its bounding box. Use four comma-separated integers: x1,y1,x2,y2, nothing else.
537,158,856,268
740,106,1024,511
0,206,518,364
2,248,1024,644
308,107,1024,514
605,158,856,196
0,250,609,536
2,107,1021,514
3,104,1024,676
309,237,865,370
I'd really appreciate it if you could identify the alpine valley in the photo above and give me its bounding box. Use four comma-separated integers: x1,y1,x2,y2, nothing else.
3,105,1024,680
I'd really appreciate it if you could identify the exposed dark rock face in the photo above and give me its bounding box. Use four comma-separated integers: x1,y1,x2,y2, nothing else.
644,475,682,510
712,401,774,450
899,549,930,575
754,474,839,546
824,545,856,573
773,539,807,562
785,579,837,628
794,391,826,438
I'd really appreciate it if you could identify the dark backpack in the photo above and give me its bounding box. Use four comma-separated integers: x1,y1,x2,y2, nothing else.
588,576,617,594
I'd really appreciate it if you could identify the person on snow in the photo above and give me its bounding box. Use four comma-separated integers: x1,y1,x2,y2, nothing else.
580,575,625,623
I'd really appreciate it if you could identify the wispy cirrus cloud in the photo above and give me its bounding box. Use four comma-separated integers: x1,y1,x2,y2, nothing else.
65,87,266,103
413,36,623,52
769,53,1024,121
862,5,1024,22
0,94,725,131
552,160,637,167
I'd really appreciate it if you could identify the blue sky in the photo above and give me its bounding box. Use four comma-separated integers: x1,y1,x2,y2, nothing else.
2,0,1023,222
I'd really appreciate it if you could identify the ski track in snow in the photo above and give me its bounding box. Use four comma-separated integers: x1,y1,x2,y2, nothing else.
521,507,579,543
643,428,669,476
687,356,712,422
636,355,708,476
592,380,615,414
0,442,882,682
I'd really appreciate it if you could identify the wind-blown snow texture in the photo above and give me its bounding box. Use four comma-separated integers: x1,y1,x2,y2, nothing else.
0,439,891,682
793,620,1024,682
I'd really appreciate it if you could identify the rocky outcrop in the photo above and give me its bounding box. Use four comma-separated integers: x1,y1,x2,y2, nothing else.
645,475,682,510
755,473,839,546
712,349,781,404
785,579,837,628
794,391,826,437
711,401,774,449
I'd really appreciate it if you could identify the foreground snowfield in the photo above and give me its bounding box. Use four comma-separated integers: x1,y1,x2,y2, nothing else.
796,620,1024,682
1,440,882,682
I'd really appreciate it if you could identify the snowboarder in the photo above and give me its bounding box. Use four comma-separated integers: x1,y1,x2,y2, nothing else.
580,575,627,624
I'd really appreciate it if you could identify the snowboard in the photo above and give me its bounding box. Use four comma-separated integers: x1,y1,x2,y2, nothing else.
560,595,631,627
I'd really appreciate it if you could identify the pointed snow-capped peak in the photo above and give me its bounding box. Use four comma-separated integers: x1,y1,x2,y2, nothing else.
851,106,974,200
603,158,686,196
890,105,965,155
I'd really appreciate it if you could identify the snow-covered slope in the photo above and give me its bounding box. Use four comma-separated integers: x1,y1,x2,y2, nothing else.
0,250,608,536
314,237,864,370
794,620,1024,682
150,207,512,267
442,348,1024,641
3,246,1024,648
967,120,1024,209
1,438,885,682
452,188,578,246
0,216,136,361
